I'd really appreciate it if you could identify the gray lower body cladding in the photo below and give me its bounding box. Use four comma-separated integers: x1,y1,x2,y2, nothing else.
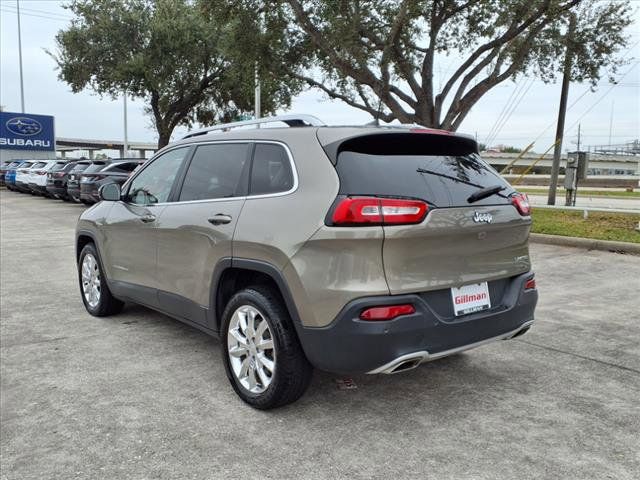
296,272,537,374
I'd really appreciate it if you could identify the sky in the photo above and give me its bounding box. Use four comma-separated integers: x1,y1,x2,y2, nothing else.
1,0,639,157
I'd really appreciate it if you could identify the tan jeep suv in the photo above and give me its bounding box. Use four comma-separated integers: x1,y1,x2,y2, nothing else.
76,115,537,409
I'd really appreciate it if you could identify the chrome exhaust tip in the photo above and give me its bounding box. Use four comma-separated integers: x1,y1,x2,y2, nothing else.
369,352,429,374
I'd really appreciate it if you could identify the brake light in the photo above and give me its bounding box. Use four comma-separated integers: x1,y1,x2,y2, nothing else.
360,304,415,321
331,197,428,226
511,192,531,216
524,278,536,290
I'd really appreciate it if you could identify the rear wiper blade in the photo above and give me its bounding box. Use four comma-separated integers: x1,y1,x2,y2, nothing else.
467,185,505,204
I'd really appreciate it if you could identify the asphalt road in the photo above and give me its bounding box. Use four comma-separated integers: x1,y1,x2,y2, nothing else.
1,190,639,480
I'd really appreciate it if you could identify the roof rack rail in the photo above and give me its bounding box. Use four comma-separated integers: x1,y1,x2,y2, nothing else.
182,114,326,139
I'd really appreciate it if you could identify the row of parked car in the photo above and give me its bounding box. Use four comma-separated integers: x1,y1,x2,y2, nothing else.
0,158,145,204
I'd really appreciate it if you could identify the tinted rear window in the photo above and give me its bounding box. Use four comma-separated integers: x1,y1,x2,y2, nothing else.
32,162,46,169
72,163,90,172
336,134,513,208
51,162,68,172
108,161,139,173
83,162,108,174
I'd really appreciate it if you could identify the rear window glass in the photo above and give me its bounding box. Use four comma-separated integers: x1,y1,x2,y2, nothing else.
336,135,513,208
72,163,90,172
21,162,33,168
83,162,107,174
108,162,139,173
32,162,46,168
250,144,294,195
51,162,67,172
179,143,249,201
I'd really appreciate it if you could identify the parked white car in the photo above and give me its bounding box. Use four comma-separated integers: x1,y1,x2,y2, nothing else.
14,162,39,192
27,160,57,195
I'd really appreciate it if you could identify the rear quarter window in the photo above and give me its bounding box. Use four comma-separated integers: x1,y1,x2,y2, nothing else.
249,144,294,195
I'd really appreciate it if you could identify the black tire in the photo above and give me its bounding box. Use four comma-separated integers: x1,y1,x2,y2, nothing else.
221,285,313,409
78,243,124,317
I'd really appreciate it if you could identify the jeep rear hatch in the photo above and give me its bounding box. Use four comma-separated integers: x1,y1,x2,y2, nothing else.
324,130,532,295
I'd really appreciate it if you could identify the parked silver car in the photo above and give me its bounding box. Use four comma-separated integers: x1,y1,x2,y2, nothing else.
76,115,537,409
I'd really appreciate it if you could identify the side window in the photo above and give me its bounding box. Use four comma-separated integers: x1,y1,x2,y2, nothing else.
250,144,294,195
127,147,189,205
178,143,249,201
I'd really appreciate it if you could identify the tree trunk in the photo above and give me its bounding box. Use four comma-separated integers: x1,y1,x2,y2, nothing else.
157,128,172,149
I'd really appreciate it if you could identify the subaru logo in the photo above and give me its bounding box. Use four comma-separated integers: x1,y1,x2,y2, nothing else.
473,211,493,223
6,117,42,136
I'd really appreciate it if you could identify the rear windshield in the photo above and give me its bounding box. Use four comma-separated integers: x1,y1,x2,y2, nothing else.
32,162,46,169
71,162,90,172
20,162,34,168
336,135,513,208
51,162,68,172
83,162,108,174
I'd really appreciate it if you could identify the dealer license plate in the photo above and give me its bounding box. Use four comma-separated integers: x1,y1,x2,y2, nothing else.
451,282,491,316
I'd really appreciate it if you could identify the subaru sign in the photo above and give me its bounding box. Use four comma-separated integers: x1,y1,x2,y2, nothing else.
0,111,55,151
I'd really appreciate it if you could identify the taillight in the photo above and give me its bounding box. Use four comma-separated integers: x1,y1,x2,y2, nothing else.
524,277,536,290
360,304,416,321
511,192,531,216
331,196,428,226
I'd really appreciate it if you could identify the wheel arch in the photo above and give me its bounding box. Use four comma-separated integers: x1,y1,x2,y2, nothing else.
76,230,98,263
210,258,303,334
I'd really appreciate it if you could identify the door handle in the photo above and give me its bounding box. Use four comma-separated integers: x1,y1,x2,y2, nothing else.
140,214,156,223
208,214,232,225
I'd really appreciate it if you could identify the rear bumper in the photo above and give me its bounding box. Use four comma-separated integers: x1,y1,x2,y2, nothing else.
296,272,537,374
67,186,80,200
80,186,99,203
47,185,67,197
29,183,48,194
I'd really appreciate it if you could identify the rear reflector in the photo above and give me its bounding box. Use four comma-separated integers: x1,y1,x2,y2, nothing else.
360,304,416,321
524,278,536,290
511,192,531,216
331,197,428,225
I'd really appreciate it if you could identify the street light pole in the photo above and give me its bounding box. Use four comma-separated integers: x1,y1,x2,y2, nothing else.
16,0,25,113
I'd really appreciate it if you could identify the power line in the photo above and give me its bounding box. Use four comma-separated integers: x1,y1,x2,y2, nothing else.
485,76,535,146
0,7,71,22
3,4,72,19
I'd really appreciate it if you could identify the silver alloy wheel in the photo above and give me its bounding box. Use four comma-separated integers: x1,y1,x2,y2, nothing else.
227,305,276,394
81,253,101,308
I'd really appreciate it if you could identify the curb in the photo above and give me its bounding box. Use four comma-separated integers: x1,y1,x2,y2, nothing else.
530,233,640,255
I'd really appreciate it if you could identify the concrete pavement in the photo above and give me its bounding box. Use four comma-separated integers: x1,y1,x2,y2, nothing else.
1,191,639,479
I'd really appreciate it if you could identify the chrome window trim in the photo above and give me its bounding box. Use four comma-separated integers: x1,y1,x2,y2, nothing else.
122,140,298,207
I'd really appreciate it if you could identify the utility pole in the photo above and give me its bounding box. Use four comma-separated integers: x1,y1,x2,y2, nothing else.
576,123,581,153
16,0,25,112
548,13,576,206
254,63,261,122
608,101,614,146
123,92,129,157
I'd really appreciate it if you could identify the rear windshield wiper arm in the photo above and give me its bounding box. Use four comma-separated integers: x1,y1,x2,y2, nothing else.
467,185,505,204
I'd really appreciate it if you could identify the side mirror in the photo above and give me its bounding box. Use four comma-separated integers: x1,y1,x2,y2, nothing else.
99,183,121,202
